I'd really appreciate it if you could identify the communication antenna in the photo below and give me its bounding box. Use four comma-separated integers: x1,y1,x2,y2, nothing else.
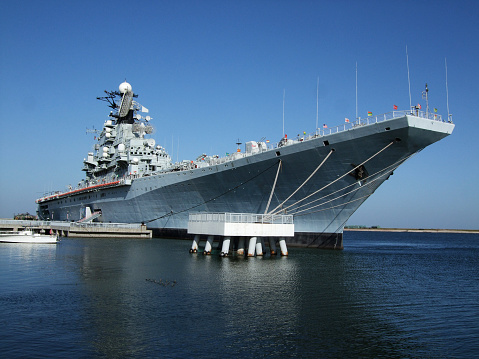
236,138,242,151
406,45,412,111
355,62,358,120
316,76,319,129
282,89,285,137
445,57,451,121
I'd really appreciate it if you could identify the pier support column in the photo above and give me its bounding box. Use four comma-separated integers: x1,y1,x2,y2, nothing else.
248,237,257,257
220,236,231,257
256,237,264,256
279,237,288,256
269,237,277,255
237,237,245,256
204,235,214,255
190,234,200,253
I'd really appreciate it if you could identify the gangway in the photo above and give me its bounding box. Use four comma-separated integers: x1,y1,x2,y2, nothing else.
77,210,102,223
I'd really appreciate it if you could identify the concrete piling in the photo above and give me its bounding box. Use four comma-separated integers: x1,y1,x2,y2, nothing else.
220,236,231,257
204,235,214,255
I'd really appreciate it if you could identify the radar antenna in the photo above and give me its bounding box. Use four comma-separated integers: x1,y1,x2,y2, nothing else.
97,81,138,119
97,90,119,109
119,90,133,118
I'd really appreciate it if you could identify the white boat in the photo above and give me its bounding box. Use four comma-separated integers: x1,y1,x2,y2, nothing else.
0,230,58,244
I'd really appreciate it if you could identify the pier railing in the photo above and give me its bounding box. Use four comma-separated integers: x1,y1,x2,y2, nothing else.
70,222,144,229
0,220,53,227
189,212,293,225
0,219,143,230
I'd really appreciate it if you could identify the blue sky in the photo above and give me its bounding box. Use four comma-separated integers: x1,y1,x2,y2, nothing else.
1,0,478,229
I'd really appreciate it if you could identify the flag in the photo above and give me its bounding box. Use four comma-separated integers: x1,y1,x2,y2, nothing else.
266,140,270,143
434,108,438,113
417,104,422,109
141,106,149,113
323,124,327,128
393,105,398,110
303,131,306,135
367,111,372,116
345,118,350,123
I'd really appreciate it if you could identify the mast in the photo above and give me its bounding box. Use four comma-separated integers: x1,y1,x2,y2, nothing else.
445,57,451,121
423,83,429,117
406,45,412,111
355,62,358,120
282,89,285,137
316,76,319,129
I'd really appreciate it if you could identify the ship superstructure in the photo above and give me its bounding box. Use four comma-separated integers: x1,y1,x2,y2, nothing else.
37,81,454,248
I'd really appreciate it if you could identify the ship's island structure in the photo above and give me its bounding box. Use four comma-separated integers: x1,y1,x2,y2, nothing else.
36,81,454,249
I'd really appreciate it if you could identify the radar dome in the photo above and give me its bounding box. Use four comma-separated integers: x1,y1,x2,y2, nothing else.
119,81,132,94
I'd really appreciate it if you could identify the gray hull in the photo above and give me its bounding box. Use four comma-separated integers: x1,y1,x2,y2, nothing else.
37,115,454,248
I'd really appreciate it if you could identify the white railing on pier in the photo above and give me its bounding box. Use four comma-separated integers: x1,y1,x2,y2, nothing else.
189,212,293,225
0,219,53,227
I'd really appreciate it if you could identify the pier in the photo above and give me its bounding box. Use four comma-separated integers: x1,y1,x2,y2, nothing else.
187,212,294,256
0,220,152,239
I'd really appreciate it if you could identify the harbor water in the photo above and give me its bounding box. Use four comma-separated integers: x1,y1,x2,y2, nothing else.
0,231,478,358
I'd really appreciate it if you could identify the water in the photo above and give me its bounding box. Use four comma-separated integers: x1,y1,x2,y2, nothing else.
0,231,478,358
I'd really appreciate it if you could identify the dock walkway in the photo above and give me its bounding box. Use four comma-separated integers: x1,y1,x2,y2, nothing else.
0,220,152,238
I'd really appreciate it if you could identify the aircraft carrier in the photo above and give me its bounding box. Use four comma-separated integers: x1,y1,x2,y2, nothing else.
36,81,454,248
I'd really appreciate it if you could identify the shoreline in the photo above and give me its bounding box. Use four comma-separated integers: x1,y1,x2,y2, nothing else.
344,228,479,234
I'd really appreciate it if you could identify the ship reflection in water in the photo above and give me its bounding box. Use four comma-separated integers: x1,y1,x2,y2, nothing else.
0,232,478,358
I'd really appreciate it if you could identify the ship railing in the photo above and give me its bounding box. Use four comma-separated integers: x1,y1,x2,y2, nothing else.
189,212,293,225
36,176,133,203
305,110,447,140
208,110,449,164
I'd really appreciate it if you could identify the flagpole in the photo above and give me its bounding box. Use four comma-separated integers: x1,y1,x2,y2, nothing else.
406,45,412,111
